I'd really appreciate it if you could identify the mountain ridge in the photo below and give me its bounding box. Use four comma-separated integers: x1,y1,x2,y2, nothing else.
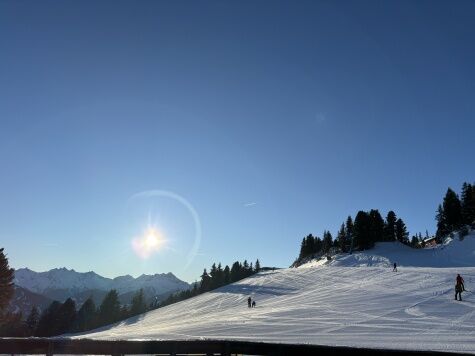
11,267,190,314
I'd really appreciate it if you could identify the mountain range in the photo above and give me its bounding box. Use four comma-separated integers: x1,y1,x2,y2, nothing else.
10,268,190,315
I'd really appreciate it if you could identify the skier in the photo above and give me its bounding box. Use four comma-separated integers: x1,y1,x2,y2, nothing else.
252,300,256,308
247,296,252,308
455,274,465,301
393,262,397,272
456,274,465,291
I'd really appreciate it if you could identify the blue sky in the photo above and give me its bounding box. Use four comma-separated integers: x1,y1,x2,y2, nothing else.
1,0,474,282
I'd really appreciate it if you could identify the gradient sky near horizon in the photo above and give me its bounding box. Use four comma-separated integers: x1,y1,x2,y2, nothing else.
1,0,474,282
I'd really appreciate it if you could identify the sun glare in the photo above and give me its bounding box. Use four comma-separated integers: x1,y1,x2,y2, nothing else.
132,227,165,259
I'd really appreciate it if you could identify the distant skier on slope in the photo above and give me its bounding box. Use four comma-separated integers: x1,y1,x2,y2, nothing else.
248,296,252,308
393,262,397,272
455,274,465,301
456,274,465,291
252,300,256,308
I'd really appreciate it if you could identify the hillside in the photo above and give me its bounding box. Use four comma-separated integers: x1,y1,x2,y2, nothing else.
302,230,475,269
9,286,53,315
72,234,475,353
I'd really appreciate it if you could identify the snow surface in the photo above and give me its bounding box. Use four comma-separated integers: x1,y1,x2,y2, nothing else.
73,233,475,353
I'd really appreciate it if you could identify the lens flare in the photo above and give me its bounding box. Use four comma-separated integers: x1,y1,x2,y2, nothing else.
132,227,165,259
127,190,202,269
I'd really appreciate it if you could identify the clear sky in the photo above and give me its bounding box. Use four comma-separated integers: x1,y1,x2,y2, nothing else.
1,0,474,283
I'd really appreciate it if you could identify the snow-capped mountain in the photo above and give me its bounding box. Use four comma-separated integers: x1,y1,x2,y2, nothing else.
9,286,54,315
13,268,190,306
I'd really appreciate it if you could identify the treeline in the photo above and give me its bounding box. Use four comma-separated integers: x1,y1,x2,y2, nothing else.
436,182,475,241
296,180,475,264
297,210,411,262
0,288,148,337
156,259,261,309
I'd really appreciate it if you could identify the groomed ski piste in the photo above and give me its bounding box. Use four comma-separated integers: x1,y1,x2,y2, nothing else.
73,231,475,354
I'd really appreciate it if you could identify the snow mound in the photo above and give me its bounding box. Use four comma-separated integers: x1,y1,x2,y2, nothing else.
73,266,475,353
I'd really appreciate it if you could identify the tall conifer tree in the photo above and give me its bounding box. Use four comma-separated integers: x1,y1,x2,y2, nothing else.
384,211,397,241
353,211,372,250
74,297,96,332
461,182,475,225
98,290,121,326
0,248,14,314
396,218,409,244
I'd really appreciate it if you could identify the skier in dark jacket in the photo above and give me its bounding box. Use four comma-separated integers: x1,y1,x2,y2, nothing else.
455,274,465,301
393,262,397,272
247,297,252,308
456,274,465,291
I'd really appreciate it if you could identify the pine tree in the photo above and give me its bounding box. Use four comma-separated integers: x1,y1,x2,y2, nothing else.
56,298,76,334
369,209,385,243
74,297,96,332
383,211,397,241
435,204,448,242
25,306,39,335
255,259,261,272
300,234,316,257
337,223,346,252
298,237,306,259
216,263,224,287
209,263,218,289
410,235,419,248
443,188,463,232
223,265,231,284
322,231,333,254
200,269,211,292
243,260,250,278
345,216,354,252
98,290,121,326
353,211,372,250
36,301,61,336
0,248,14,314
230,262,241,282
314,236,322,253
461,182,475,225
396,218,409,244
130,289,147,316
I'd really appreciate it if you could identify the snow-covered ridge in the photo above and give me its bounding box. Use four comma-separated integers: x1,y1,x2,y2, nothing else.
14,268,190,296
299,229,475,269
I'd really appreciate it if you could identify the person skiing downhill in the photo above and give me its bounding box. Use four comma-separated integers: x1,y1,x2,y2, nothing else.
455,274,465,301
393,262,397,272
247,297,252,308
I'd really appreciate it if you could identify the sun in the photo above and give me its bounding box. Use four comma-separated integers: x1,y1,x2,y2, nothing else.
132,227,166,259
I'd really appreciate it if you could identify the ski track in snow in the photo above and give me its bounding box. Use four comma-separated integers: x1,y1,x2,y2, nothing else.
71,236,475,353
72,266,475,353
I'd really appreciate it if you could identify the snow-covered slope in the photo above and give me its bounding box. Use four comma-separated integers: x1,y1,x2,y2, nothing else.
73,266,475,353
72,233,475,353
302,231,475,269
